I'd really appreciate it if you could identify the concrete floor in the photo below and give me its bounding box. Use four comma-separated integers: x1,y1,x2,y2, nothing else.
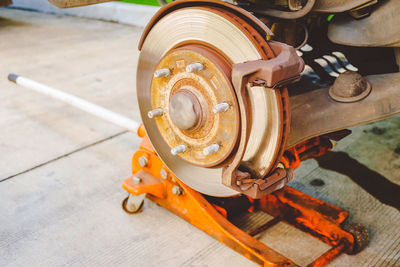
0,7,399,267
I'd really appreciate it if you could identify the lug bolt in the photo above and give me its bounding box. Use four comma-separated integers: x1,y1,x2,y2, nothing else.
148,108,163,118
154,68,170,78
138,156,148,167
170,144,186,155
172,185,183,195
160,168,168,179
203,144,220,156
132,176,142,184
186,62,203,73
213,102,230,114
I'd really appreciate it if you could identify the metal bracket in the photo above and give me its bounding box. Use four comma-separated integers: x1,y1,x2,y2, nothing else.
222,41,304,199
231,41,304,89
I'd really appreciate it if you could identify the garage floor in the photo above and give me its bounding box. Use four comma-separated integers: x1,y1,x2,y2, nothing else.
0,8,399,267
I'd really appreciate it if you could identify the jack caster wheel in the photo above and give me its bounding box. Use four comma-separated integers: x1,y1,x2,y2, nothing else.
343,222,369,254
122,193,145,214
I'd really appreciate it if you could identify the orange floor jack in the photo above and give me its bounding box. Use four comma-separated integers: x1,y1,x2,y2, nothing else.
122,127,368,267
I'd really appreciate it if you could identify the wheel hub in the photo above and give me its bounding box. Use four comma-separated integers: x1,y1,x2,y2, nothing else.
150,45,240,167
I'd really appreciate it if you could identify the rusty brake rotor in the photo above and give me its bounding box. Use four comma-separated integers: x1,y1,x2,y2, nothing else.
137,4,290,197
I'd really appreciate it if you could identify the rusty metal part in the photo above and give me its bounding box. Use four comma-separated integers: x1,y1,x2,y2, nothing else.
342,222,370,254
235,167,296,198
121,134,366,266
231,41,304,88
288,0,302,11
312,0,375,13
328,1,400,47
309,243,346,267
329,71,371,103
260,186,357,254
150,45,240,168
348,0,378,19
48,0,112,8
282,136,333,169
137,4,292,197
288,72,400,147
247,0,316,19
221,40,303,198
139,1,303,198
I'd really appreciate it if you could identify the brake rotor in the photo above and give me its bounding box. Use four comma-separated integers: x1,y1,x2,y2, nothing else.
137,6,284,196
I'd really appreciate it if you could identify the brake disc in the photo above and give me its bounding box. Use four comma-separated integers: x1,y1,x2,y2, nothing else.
137,6,285,196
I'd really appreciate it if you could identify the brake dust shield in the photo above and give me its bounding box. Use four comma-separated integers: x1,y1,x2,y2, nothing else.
137,6,286,197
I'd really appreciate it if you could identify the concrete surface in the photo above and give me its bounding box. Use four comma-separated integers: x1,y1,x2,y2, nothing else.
11,0,159,27
0,7,399,267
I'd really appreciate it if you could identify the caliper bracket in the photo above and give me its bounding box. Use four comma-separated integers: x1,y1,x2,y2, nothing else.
223,41,304,198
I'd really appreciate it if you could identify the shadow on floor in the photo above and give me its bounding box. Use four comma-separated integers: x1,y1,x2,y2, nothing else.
315,151,400,211
0,16,28,29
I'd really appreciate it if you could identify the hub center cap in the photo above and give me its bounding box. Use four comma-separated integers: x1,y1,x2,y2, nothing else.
169,90,201,131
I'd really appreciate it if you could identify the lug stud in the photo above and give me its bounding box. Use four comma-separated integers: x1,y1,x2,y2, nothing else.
148,108,163,118
213,102,229,114
154,68,170,78
186,62,203,73
171,144,186,155
203,144,220,156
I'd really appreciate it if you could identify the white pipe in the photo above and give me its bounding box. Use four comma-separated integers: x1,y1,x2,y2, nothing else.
8,74,141,133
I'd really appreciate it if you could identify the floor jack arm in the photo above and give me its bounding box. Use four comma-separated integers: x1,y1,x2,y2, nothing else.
123,136,295,266
122,132,368,267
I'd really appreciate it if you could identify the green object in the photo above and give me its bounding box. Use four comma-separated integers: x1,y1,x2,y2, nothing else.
327,14,335,22
120,0,160,6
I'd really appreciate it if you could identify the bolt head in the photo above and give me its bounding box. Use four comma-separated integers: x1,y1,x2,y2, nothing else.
132,176,142,185
138,156,148,167
160,168,168,179
172,185,183,195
